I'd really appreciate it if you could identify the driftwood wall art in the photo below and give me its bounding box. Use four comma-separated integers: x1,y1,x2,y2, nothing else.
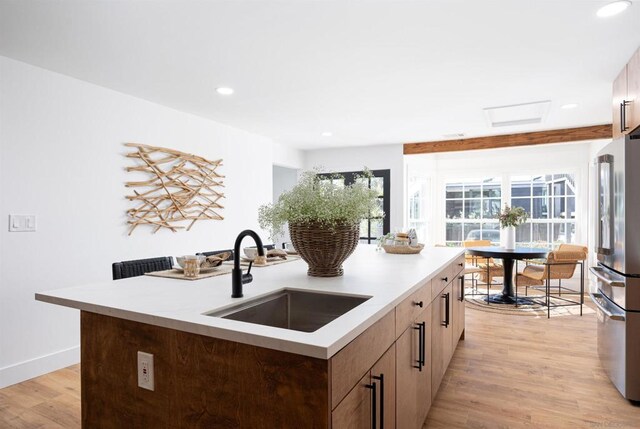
124,143,224,235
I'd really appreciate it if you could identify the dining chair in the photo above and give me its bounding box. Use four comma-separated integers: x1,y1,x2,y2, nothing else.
516,244,588,295
112,256,174,280
515,244,588,317
463,240,503,286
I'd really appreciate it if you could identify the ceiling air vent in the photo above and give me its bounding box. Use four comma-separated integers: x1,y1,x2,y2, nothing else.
483,100,550,128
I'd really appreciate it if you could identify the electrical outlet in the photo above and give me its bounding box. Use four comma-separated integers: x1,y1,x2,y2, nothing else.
137,351,154,391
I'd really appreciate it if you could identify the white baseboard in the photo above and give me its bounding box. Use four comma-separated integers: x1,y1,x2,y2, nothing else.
0,346,80,388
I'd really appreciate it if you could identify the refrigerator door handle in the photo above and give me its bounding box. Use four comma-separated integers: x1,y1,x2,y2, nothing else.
590,292,626,321
590,267,625,288
595,154,614,255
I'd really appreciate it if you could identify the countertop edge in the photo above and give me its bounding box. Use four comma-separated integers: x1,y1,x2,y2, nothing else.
35,248,465,360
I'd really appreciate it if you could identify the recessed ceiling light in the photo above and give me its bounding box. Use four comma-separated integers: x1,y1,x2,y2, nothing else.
597,1,632,17
215,87,234,95
561,103,578,109
321,132,333,137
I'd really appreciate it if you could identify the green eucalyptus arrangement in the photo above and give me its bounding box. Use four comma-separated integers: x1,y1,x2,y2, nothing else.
498,205,529,228
258,168,383,238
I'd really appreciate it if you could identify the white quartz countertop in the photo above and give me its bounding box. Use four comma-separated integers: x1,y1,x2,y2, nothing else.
36,245,463,359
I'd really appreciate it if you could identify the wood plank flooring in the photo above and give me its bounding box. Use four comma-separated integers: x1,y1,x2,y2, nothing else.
424,304,640,428
1,305,639,428
0,365,80,428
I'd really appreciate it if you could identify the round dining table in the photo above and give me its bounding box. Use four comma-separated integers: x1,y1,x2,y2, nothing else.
465,246,549,304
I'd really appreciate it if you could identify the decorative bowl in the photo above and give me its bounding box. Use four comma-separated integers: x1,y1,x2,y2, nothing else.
176,255,205,269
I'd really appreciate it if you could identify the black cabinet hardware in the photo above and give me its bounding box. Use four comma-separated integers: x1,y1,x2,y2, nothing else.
414,300,423,308
442,293,450,327
442,276,448,283
372,374,385,429
366,382,377,429
459,275,465,302
621,100,631,133
413,322,426,371
413,324,423,371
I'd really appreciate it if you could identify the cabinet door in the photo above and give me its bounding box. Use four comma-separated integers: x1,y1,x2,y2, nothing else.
332,371,372,429
613,65,627,140
396,306,432,429
371,344,396,429
452,274,466,345
431,283,453,400
627,47,640,133
416,306,433,427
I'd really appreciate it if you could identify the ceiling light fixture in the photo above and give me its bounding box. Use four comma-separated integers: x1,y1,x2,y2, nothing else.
215,87,234,95
561,103,578,109
597,1,632,17
321,132,333,137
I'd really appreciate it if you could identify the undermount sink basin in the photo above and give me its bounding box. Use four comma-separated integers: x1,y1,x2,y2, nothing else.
205,289,371,332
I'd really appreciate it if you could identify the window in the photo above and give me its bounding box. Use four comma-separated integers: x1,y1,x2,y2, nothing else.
445,177,501,246
443,173,576,248
317,170,390,244
408,175,429,243
511,174,576,248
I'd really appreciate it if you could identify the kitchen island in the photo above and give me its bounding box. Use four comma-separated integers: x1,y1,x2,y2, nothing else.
37,245,466,429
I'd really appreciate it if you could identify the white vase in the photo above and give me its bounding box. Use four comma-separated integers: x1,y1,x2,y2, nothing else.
501,226,516,250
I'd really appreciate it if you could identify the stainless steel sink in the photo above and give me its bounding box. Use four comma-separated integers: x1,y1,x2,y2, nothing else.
205,289,371,332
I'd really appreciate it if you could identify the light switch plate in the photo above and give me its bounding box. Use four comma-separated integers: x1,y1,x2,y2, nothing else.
8,215,37,232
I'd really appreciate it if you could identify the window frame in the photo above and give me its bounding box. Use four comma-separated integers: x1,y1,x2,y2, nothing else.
444,177,502,246
316,169,390,244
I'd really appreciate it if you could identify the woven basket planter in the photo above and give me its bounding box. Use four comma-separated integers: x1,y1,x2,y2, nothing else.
289,222,360,277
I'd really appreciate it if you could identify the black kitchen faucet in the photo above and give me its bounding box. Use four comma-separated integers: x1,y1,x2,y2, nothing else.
231,229,265,298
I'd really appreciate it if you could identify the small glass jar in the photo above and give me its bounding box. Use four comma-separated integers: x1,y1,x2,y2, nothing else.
183,256,201,278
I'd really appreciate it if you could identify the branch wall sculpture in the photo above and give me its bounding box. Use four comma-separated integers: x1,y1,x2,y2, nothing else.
124,143,224,235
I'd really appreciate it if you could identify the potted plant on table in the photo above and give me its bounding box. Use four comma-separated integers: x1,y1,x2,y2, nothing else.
258,169,382,277
498,205,528,250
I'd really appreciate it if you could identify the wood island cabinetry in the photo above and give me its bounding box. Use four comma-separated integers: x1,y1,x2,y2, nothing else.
76,252,466,429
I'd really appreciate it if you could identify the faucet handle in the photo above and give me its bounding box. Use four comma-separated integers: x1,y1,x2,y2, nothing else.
242,261,254,285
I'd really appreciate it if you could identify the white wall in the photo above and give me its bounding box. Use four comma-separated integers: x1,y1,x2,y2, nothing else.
406,141,611,247
271,165,300,248
273,142,305,169
0,56,274,387
304,144,405,232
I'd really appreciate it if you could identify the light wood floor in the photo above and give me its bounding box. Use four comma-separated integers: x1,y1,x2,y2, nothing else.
425,303,640,428
1,306,639,428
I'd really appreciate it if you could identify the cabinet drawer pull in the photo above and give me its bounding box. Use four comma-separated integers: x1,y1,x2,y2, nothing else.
372,374,384,429
419,321,426,368
441,276,448,283
459,275,465,302
458,262,464,267
413,324,423,371
414,300,423,308
442,293,450,327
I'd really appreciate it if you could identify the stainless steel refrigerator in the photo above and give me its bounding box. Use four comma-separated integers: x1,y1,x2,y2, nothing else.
591,129,640,401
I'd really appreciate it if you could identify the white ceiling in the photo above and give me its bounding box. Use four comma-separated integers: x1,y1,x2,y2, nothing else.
1,0,639,150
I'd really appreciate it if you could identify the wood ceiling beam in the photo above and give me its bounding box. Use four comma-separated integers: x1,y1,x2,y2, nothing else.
403,124,612,155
